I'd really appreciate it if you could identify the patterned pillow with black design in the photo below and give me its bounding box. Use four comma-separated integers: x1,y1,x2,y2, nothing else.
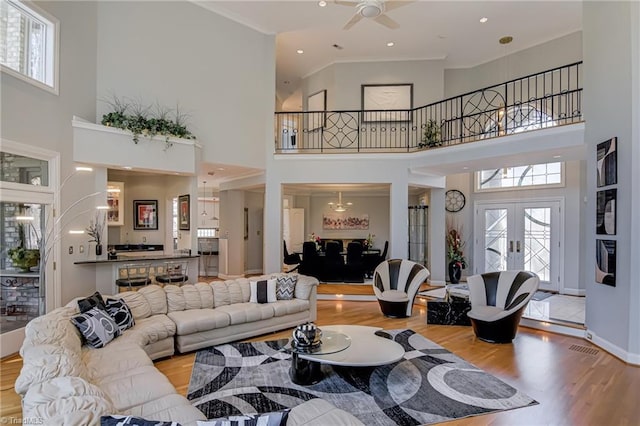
275,275,297,300
249,279,277,304
71,307,118,349
104,298,135,335
101,415,181,426
196,409,289,426
77,291,107,313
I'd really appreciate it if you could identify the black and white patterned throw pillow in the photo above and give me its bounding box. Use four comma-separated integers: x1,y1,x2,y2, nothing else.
71,307,118,348
101,415,181,426
105,298,135,334
77,291,107,313
197,409,289,426
275,275,297,300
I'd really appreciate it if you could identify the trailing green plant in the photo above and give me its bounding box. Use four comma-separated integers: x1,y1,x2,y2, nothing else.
100,95,196,146
8,223,40,271
418,119,442,148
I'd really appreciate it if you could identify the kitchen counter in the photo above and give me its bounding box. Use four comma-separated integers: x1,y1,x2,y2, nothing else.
74,254,198,265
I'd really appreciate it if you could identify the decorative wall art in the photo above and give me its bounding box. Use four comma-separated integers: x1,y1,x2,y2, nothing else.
133,200,158,230
178,194,190,231
323,214,369,230
596,189,616,235
362,83,413,122
595,239,616,287
597,137,617,187
307,89,327,131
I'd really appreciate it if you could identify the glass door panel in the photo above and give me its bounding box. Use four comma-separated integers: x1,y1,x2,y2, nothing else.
523,207,552,283
484,208,508,272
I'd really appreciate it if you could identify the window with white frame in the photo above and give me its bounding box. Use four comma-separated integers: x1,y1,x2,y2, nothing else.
476,162,564,191
0,0,58,92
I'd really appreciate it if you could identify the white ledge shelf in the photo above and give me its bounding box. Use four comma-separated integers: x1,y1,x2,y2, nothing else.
72,116,202,174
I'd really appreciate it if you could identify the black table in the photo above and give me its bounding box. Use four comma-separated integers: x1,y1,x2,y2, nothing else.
427,298,472,326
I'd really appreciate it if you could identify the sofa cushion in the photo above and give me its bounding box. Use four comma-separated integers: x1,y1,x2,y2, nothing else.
287,398,364,426
275,275,297,300
183,285,203,310
71,307,119,348
124,393,207,424
167,309,231,335
23,306,81,351
212,281,230,307
293,274,318,300
78,291,107,313
22,376,115,426
15,350,88,396
98,365,178,411
215,303,274,325
83,342,153,381
121,314,176,347
250,279,277,304
100,415,181,426
226,280,245,304
165,285,186,312
195,283,214,309
270,299,310,317
105,298,135,334
139,285,168,315
119,291,152,320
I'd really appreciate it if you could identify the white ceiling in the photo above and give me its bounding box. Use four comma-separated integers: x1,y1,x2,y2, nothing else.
200,0,582,107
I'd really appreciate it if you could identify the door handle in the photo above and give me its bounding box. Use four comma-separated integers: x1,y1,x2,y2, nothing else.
509,241,514,253
516,241,521,253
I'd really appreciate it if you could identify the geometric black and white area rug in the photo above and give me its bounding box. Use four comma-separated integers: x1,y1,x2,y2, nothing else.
186,329,537,425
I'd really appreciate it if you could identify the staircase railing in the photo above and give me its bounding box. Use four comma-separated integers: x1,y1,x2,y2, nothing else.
275,61,582,154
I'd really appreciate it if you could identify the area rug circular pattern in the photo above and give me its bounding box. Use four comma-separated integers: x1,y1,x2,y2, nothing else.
187,329,537,425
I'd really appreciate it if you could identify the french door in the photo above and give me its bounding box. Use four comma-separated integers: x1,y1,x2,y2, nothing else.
474,200,562,291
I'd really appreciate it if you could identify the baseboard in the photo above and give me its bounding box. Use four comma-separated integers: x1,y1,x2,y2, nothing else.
217,273,244,280
562,288,586,296
586,329,640,366
520,318,587,339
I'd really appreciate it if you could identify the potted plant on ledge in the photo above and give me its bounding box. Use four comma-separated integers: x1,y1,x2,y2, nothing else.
8,223,40,272
446,223,467,284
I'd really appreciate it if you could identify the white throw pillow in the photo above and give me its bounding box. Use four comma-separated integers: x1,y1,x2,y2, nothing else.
249,279,277,303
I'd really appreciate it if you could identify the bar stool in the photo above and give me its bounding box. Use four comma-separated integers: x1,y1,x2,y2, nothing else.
155,261,188,285
198,239,218,277
116,263,152,291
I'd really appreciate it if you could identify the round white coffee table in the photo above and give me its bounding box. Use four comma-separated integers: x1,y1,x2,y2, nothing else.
288,325,404,385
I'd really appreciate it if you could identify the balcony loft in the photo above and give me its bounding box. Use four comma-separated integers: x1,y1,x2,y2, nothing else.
275,62,583,157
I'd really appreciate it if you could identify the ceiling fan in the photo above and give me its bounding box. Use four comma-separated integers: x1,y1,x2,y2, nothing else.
335,0,414,30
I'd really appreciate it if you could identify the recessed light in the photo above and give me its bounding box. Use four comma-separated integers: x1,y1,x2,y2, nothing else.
123,166,132,170
217,167,225,171
386,41,395,47
553,155,562,158
499,36,513,45
318,1,327,7
463,167,469,170
297,49,304,54
479,17,488,23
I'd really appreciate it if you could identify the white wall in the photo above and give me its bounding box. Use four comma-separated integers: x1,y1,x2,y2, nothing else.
302,59,445,111
1,1,99,304
583,2,639,362
245,191,264,274
445,31,583,97
95,1,274,170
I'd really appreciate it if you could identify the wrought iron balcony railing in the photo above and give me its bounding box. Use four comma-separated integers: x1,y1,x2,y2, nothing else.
275,61,582,154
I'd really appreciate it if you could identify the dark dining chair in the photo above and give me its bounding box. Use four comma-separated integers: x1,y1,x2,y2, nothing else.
283,240,301,272
344,241,365,283
365,240,389,279
321,240,344,282
298,241,322,280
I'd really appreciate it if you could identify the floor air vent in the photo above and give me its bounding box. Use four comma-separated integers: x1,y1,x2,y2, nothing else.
569,344,600,356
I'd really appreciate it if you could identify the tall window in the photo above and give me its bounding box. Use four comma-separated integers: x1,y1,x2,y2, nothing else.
0,0,58,93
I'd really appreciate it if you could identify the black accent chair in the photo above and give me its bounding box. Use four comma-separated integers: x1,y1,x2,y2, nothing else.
344,242,365,283
467,271,540,343
283,240,301,272
298,241,322,280
372,259,430,318
321,240,345,282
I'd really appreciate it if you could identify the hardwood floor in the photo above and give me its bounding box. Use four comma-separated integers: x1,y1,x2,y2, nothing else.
3,299,640,425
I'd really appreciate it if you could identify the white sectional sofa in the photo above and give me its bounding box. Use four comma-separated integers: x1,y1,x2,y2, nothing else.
15,273,364,426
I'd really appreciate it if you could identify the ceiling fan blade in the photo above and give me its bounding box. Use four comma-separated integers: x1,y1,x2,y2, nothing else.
374,14,400,29
334,0,360,7
384,0,416,12
343,13,364,30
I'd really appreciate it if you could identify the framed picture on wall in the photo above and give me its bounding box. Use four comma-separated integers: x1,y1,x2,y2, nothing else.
596,137,617,187
595,239,616,287
596,189,616,235
307,89,327,131
178,194,190,231
361,83,413,122
133,200,158,230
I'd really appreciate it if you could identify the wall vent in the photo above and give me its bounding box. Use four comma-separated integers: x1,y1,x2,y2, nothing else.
568,344,599,356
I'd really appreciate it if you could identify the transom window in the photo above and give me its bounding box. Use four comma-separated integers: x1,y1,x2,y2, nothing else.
476,162,564,191
0,0,58,93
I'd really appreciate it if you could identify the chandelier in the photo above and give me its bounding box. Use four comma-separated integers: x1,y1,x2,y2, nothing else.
328,192,352,212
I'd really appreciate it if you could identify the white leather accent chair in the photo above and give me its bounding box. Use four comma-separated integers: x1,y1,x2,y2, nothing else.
467,270,540,343
372,259,430,318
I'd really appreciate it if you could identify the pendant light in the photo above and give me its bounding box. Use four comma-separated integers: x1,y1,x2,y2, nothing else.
328,191,353,212
201,181,208,216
